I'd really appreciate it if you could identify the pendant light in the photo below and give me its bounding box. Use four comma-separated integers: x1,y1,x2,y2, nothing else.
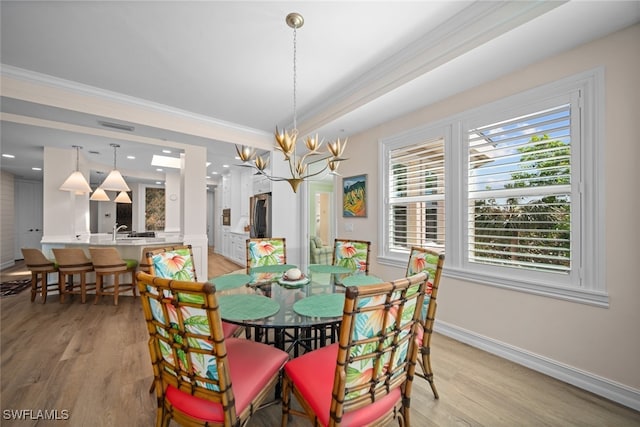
90,187,111,201
114,191,132,204
99,143,130,192
59,146,92,193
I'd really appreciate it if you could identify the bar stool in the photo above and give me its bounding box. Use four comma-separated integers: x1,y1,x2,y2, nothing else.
21,248,59,303
89,247,138,305
52,248,95,304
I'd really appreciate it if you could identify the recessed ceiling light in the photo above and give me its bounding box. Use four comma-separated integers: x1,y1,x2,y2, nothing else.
127,155,135,160
155,181,162,185
2,154,15,158
206,176,211,179
32,167,42,171
212,171,219,175
206,162,211,167
162,149,172,154
156,168,163,172
223,164,229,168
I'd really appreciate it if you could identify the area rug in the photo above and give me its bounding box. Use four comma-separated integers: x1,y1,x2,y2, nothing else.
0,279,31,297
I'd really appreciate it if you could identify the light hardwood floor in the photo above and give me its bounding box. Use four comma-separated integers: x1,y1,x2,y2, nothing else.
1,250,639,426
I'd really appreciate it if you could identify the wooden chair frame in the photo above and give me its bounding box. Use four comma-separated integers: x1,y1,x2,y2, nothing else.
281,272,428,426
406,246,445,399
136,272,288,427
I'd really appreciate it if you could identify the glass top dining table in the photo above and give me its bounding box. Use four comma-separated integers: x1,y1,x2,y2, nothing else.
211,264,357,355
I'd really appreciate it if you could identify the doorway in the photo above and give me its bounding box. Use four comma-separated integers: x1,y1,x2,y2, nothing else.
308,179,335,250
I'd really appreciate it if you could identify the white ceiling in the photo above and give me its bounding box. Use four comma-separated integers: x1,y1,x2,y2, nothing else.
1,1,639,186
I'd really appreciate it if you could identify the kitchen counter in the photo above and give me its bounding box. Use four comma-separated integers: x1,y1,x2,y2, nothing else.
41,235,184,261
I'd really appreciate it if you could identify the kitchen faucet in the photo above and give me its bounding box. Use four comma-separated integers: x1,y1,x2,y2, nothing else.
113,223,127,240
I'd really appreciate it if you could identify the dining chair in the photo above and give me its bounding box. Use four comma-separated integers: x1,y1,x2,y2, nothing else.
331,238,371,285
52,248,95,304
136,271,290,427
89,247,138,305
146,245,197,282
145,245,243,339
245,237,287,284
21,248,59,303
406,246,445,399
281,272,428,427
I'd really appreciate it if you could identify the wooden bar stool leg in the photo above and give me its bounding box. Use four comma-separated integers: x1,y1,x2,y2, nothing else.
59,272,66,303
80,272,87,304
113,273,120,306
94,274,102,305
42,272,48,303
30,273,38,302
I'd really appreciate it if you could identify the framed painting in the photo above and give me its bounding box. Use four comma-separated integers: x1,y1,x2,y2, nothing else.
343,174,367,217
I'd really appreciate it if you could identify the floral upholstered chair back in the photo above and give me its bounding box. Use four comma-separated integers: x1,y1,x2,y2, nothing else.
405,247,445,317
332,272,427,422
135,272,240,425
146,245,197,282
246,238,287,284
405,246,445,399
332,239,371,275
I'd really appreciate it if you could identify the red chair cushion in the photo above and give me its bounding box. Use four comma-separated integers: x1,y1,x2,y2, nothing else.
165,337,288,423
222,321,241,338
284,343,401,426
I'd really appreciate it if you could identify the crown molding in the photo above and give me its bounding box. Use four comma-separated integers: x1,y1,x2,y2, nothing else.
297,1,566,135
1,64,272,149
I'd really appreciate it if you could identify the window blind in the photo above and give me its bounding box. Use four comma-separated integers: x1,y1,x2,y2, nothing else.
388,138,445,250
467,104,572,274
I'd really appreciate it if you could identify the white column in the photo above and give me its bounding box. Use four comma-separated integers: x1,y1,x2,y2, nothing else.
164,171,181,233
270,156,302,267
181,146,208,279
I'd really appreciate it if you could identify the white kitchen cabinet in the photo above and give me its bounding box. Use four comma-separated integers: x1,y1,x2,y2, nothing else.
229,231,248,266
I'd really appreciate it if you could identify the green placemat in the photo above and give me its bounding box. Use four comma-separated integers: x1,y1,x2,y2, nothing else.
209,274,252,291
342,275,384,287
308,264,354,274
250,264,297,273
218,294,280,320
293,293,345,318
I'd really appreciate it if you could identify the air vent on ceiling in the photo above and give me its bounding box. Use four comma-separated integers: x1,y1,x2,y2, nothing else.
98,120,135,132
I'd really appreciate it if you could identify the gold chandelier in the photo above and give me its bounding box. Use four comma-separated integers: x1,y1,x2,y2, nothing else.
236,12,347,193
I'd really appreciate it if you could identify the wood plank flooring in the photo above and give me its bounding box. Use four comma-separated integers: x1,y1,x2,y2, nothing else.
1,250,639,426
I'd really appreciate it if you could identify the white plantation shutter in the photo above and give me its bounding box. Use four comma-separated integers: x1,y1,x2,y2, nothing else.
388,137,445,250
382,70,604,304
467,104,572,274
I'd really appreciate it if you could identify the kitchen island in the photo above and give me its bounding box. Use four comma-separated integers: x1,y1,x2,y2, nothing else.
41,234,184,262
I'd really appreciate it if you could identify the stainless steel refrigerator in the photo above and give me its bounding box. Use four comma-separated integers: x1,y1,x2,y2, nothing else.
250,192,271,238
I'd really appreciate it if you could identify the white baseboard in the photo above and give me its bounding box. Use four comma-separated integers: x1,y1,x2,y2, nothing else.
436,321,640,412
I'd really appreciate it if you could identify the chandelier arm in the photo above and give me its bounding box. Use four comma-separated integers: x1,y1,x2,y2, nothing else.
301,162,330,180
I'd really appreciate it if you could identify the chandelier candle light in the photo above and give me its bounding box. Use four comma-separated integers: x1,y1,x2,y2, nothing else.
235,12,348,193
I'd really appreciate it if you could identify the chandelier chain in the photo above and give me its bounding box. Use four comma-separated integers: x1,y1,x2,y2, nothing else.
292,25,297,131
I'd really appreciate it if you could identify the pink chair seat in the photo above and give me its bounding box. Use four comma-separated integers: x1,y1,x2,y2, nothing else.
284,343,401,427
166,337,289,423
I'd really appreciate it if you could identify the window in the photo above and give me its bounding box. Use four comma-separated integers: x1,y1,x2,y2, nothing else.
380,69,605,305
387,137,445,250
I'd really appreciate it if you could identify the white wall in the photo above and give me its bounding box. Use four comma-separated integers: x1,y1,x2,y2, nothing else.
336,24,640,409
0,171,15,268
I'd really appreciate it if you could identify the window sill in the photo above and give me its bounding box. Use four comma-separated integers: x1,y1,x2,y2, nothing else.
377,256,608,307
